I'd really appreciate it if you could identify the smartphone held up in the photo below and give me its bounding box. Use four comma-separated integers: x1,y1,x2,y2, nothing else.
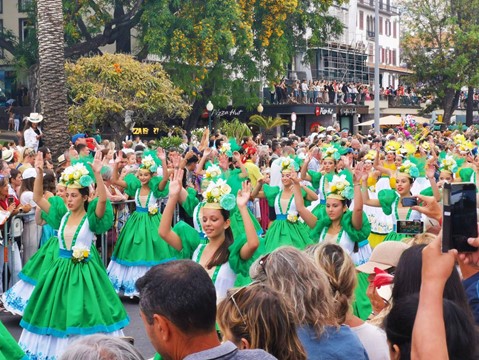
442,182,478,253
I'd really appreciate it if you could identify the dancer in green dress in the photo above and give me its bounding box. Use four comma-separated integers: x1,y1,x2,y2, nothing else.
107,148,179,297
293,162,372,319
159,169,260,300
19,151,129,360
252,158,317,252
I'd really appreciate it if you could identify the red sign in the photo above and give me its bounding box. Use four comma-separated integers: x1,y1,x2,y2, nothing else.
315,106,320,117
201,109,209,119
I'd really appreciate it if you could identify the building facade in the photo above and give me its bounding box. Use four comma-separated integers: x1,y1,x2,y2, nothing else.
294,0,408,89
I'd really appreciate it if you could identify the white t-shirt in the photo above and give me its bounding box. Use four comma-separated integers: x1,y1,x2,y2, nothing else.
351,322,390,360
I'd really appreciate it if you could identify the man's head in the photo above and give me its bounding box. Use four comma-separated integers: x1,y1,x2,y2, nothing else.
136,260,217,356
72,133,86,146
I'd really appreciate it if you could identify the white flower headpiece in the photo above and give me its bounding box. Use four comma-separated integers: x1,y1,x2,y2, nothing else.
60,163,93,188
205,164,222,179
328,174,354,200
202,179,236,210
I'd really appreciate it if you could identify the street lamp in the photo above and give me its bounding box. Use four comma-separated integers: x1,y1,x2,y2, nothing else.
257,103,264,114
206,100,214,132
291,112,297,133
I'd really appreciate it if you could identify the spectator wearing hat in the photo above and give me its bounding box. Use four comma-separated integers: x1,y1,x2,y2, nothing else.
71,133,87,146
23,113,43,151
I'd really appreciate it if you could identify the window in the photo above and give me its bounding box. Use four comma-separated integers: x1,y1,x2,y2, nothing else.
392,49,397,65
0,0,3,14
393,21,397,38
370,0,374,6
19,0,33,12
368,44,374,63
379,16,383,35
19,18,33,42
379,0,383,9
359,11,364,30
385,20,391,36
381,47,385,63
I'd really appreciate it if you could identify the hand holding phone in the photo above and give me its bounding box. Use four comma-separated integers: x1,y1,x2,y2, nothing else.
442,182,478,253
401,197,418,207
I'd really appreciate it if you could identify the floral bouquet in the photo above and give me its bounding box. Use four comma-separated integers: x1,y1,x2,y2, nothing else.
287,210,299,223
72,245,90,264
148,204,159,215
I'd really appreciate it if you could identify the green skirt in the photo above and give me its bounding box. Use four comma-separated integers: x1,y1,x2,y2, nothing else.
263,217,314,253
0,321,26,360
21,254,129,337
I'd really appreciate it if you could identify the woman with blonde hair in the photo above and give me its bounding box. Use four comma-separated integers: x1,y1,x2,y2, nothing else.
308,243,390,360
250,246,368,359
217,283,306,360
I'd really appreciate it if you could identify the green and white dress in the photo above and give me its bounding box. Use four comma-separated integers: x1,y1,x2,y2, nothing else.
107,174,179,297
172,221,259,301
2,197,102,316
378,189,422,242
262,184,314,252
0,321,26,360
19,199,129,360
311,207,372,320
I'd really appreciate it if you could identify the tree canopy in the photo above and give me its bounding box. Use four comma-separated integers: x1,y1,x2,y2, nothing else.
65,53,190,141
401,0,479,124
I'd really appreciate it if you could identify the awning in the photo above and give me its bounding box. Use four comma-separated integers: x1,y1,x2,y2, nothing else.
355,115,403,126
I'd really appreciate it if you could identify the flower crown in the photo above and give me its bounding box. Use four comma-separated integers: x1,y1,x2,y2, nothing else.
453,134,466,145
440,155,458,174
280,158,297,172
396,142,416,157
202,179,236,210
398,160,419,178
219,143,232,157
322,146,341,161
457,140,474,154
363,150,376,162
328,174,354,200
139,155,158,173
385,141,400,153
60,163,94,189
205,164,222,179
419,141,430,152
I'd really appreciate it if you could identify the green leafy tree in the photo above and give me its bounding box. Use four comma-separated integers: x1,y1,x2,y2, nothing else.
65,53,190,143
401,0,479,124
218,118,252,143
139,0,344,130
249,115,289,129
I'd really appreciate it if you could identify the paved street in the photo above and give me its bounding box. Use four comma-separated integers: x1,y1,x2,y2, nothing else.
0,296,156,359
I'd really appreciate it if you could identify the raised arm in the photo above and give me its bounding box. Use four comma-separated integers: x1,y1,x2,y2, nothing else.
300,152,313,182
251,178,265,199
157,147,169,191
360,171,381,207
196,147,211,174
158,169,183,251
91,151,107,218
111,153,127,188
302,183,319,202
425,161,441,202
233,151,248,178
237,182,259,260
292,177,317,229
33,152,50,213
351,163,365,230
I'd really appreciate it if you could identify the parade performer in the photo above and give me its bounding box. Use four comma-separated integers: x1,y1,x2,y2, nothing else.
18,152,129,360
107,148,177,297
2,155,104,316
159,169,260,301
0,321,26,360
252,158,317,252
362,158,433,242
293,163,372,319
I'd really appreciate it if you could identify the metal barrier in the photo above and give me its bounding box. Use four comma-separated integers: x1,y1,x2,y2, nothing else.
1,198,181,291
1,212,31,294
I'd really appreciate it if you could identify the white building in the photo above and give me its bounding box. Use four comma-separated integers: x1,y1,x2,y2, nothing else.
293,0,410,88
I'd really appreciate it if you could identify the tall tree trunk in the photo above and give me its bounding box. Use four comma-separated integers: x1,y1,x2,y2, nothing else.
37,0,69,159
442,88,460,125
466,86,474,127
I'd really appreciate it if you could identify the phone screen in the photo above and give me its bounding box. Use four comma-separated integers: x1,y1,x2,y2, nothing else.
401,197,418,207
396,220,423,235
443,183,478,252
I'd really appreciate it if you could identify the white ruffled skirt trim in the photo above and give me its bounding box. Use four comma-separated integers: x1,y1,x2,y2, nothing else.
1,280,35,316
19,328,124,360
107,260,151,297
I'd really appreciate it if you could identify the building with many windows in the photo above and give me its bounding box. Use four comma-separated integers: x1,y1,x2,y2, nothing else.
294,0,410,89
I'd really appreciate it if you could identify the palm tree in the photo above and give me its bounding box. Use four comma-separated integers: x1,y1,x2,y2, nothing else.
36,0,69,158
249,115,289,139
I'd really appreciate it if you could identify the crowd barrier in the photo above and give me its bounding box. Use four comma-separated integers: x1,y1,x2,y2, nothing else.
1,198,181,292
